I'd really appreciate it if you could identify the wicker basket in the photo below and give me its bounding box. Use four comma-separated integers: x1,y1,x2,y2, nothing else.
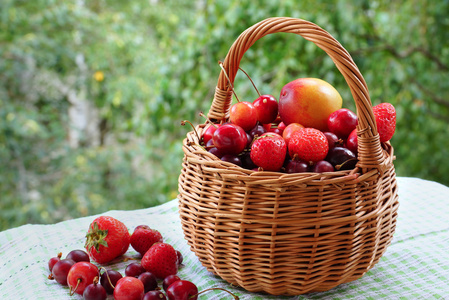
177,17,399,296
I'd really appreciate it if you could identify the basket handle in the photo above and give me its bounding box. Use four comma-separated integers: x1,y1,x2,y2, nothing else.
207,17,387,173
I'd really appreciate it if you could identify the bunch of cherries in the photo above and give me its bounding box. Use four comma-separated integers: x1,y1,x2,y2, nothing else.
48,249,238,300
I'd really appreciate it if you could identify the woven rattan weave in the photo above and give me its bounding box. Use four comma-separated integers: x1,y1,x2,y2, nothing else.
178,17,399,296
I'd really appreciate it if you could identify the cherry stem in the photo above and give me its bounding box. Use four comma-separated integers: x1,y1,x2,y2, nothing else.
57,252,62,259
218,61,240,102
181,120,201,142
198,112,218,128
190,287,240,300
69,278,81,296
99,266,115,290
238,66,261,97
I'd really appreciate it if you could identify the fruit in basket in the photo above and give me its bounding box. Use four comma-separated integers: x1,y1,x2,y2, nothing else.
278,78,342,131
67,261,99,295
327,108,358,139
282,123,304,145
114,276,145,300
221,154,242,166
288,128,329,163
346,129,358,154
372,102,396,142
141,242,178,279
284,156,309,173
250,133,287,171
229,101,258,131
253,94,279,124
201,124,220,145
212,123,247,155
130,225,163,256
323,131,341,149
84,216,130,264
312,160,335,173
326,146,357,170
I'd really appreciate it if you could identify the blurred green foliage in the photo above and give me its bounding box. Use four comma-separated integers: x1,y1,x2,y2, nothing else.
1,0,448,230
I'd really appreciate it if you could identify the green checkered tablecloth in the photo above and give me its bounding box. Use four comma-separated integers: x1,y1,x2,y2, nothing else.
1,177,448,299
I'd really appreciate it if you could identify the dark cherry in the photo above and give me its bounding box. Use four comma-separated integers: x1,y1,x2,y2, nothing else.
143,290,167,300
166,280,198,300
100,269,123,294
66,249,90,263
83,277,107,300
208,147,223,158
176,250,183,266
241,151,257,170
285,159,309,173
162,274,181,292
323,131,341,149
248,124,266,140
326,146,357,170
125,262,146,278
221,154,242,167
312,160,335,173
138,272,158,293
51,258,76,286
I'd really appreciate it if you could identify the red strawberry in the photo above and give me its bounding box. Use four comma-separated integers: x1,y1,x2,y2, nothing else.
130,225,163,256
372,102,396,142
141,242,178,279
288,128,329,163
84,216,130,264
250,133,287,171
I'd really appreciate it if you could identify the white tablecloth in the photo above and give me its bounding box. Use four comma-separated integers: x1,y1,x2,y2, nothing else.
1,177,448,299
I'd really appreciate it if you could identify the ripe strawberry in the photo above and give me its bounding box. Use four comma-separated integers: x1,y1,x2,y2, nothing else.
250,133,287,171
288,128,329,163
130,225,163,256
372,102,396,142
141,242,178,279
84,216,130,264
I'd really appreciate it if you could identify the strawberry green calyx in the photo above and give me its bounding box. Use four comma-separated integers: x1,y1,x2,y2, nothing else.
85,222,109,252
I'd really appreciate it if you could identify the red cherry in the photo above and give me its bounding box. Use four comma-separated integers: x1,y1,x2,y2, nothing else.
202,124,219,145
83,277,107,300
253,94,278,124
327,108,358,139
114,276,145,300
312,160,334,173
67,261,99,295
229,101,258,131
212,124,247,155
162,274,181,291
346,128,358,154
66,249,90,263
143,290,167,300
166,280,198,300
51,258,76,286
48,252,62,271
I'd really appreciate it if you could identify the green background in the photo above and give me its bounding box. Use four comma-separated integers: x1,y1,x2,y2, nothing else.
1,0,448,230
